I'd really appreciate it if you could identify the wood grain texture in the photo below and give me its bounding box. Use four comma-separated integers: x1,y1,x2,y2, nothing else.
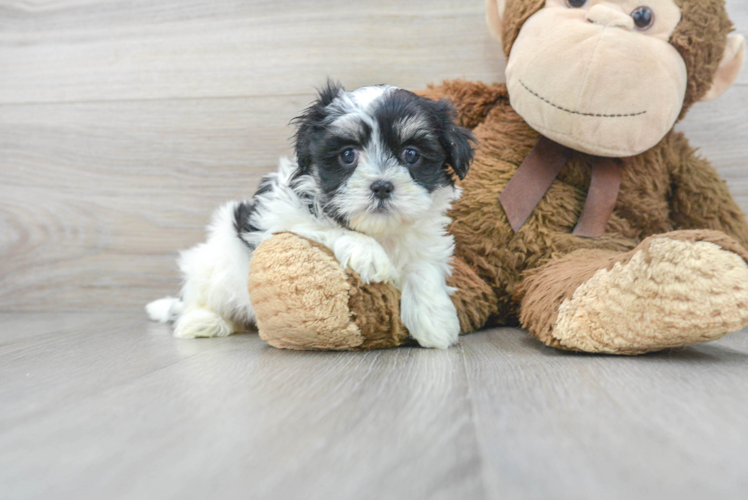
0,314,230,429
0,312,119,344
0,0,747,311
461,329,748,500
0,96,305,310
1,314,747,499
0,314,483,500
0,0,505,104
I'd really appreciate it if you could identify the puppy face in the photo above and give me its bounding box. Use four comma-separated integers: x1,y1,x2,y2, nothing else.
293,83,474,235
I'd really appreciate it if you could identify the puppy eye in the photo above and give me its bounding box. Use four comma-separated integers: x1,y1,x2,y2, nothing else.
631,6,655,30
338,148,359,167
565,0,587,8
401,148,421,166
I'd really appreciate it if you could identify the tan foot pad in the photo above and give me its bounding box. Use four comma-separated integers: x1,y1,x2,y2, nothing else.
553,238,748,354
248,233,410,351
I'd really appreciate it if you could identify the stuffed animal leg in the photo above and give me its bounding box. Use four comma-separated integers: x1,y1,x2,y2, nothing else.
247,232,498,350
250,230,748,354
517,230,748,355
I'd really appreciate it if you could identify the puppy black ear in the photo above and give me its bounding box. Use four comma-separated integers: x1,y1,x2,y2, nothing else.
443,123,475,180
431,99,476,180
292,80,345,174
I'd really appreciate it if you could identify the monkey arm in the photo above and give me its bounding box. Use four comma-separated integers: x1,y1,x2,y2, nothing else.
668,134,748,248
417,80,508,130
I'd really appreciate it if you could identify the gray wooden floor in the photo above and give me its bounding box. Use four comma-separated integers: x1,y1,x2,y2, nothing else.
1,313,747,500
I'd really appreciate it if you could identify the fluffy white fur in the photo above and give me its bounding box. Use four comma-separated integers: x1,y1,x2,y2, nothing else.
147,157,461,348
147,85,465,348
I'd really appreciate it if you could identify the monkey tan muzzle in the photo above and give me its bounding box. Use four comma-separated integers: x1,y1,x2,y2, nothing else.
505,5,687,158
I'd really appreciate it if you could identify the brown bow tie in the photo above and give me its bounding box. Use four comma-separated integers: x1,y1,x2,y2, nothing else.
498,136,624,238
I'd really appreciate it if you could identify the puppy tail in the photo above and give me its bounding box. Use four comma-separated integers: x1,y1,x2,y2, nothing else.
145,296,184,323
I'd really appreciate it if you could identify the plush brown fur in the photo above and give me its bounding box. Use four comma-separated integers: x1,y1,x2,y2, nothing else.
247,0,748,353
347,272,410,350
249,232,411,350
516,248,622,350
436,80,748,338
517,230,748,352
671,0,735,116
500,0,544,58
248,233,364,350
448,258,501,333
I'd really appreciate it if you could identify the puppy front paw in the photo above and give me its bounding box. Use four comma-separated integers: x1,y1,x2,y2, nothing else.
333,235,398,285
401,293,460,349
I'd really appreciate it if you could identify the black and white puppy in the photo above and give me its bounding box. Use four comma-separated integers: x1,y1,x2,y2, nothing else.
147,83,474,348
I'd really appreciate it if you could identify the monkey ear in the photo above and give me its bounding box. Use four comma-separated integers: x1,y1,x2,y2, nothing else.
485,0,506,42
701,34,746,102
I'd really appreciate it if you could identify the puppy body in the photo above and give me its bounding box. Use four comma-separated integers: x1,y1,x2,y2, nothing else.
147,84,474,349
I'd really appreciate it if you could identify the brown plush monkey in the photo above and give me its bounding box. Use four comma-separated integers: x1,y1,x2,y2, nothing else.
248,0,748,354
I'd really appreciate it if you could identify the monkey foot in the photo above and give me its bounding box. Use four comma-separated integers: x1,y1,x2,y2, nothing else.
247,232,410,351
552,233,748,354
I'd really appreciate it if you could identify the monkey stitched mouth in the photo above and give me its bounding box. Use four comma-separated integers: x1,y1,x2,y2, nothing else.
520,81,647,118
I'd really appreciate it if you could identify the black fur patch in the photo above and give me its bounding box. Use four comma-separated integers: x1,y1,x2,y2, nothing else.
291,80,345,176
288,83,475,225
253,175,275,198
309,120,373,200
375,89,475,189
233,175,277,249
427,98,475,181
233,200,257,249
375,90,446,192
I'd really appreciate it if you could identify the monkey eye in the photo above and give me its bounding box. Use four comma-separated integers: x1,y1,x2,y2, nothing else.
631,6,655,30
565,0,587,7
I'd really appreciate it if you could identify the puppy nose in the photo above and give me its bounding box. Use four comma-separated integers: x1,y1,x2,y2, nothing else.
371,181,394,200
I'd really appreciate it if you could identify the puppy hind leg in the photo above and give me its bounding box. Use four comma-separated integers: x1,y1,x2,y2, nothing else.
174,308,235,338
145,296,184,323
177,201,256,334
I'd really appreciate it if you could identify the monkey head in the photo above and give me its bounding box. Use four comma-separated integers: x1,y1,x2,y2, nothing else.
486,0,746,157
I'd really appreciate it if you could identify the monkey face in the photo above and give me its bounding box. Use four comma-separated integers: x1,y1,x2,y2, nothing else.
505,0,687,157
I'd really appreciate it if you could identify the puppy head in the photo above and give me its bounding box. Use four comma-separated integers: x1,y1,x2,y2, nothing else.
293,82,475,235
